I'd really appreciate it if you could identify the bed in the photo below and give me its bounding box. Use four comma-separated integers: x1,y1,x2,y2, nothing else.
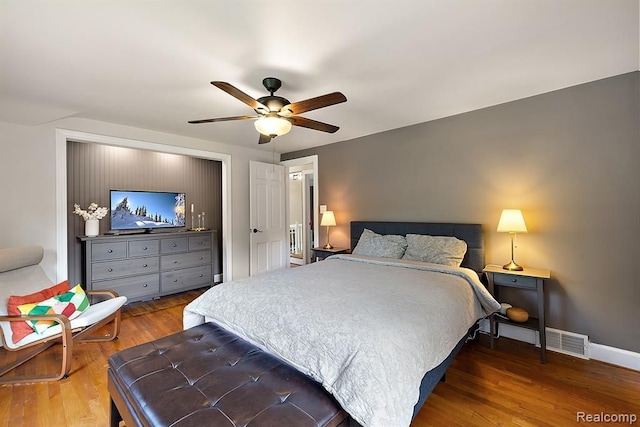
183,221,500,427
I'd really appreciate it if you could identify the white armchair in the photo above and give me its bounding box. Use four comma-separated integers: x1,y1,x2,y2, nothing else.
0,246,127,384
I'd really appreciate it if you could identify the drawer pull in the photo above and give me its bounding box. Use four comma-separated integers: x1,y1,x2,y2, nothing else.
199,274,203,277
198,241,203,245
173,260,178,264
174,279,178,283
512,278,517,282
108,249,113,253
143,246,148,250
143,284,148,287
199,256,203,260
143,264,148,268
172,243,177,247
108,268,113,272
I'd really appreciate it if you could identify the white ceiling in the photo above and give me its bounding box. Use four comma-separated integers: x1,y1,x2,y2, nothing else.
1,1,638,153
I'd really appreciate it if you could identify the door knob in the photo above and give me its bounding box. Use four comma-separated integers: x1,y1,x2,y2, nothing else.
251,228,263,233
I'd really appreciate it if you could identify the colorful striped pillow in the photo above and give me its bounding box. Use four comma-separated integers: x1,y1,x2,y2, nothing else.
17,285,90,334
7,280,71,343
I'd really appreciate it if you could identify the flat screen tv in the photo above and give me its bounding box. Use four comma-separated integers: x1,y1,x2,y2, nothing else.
110,190,186,232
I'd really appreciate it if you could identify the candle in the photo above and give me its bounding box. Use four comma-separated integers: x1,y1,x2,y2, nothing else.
191,204,194,213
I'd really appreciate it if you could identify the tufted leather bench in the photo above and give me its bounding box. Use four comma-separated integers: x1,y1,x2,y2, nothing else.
108,323,349,427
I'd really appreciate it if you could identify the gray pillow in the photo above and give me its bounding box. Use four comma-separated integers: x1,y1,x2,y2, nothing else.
352,229,408,259
402,234,467,267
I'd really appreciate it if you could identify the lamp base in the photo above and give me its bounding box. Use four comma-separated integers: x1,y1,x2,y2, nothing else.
323,243,334,249
503,261,524,271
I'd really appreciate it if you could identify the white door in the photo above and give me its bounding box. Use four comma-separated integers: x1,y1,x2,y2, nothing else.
250,161,288,275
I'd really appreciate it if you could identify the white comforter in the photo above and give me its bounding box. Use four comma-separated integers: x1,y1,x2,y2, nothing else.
183,255,500,427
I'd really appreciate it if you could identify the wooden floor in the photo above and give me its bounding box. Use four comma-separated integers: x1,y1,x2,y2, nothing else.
1,289,638,426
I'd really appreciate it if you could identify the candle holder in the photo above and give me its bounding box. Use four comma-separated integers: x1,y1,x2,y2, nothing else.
189,205,206,231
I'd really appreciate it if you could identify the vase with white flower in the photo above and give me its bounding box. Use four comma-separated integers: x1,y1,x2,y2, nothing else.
74,202,109,237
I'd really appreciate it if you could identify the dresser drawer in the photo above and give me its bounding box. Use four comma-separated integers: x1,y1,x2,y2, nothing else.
129,239,159,257
189,234,212,251
92,242,127,261
160,237,188,254
95,273,160,300
161,250,212,270
92,257,160,280
492,273,537,289
161,265,212,292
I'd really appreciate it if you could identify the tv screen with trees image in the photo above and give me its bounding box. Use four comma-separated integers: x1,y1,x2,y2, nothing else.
110,190,186,231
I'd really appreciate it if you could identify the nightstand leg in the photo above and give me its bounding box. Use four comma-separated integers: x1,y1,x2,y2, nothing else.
490,315,495,349
487,274,497,350
538,279,546,363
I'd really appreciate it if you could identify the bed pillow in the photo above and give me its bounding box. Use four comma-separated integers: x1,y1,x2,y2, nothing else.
402,234,467,267
7,280,71,343
17,284,90,334
352,228,408,259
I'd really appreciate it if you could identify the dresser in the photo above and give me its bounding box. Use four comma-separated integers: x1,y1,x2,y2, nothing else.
79,230,216,303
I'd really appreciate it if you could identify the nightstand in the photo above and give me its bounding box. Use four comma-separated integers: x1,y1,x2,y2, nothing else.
311,247,349,261
483,264,551,363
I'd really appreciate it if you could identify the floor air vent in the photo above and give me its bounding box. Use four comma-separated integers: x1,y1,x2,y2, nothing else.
546,328,589,359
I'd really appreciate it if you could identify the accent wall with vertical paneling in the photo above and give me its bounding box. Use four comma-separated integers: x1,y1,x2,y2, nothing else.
66,141,222,287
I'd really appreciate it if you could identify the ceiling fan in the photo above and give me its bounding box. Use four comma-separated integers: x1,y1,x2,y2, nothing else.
188,77,347,144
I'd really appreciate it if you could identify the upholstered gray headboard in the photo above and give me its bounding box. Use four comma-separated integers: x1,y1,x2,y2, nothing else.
350,221,485,275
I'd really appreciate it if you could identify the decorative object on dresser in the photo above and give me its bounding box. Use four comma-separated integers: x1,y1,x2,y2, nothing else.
320,210,336,249
496,209,528,271
73,202,109,238
79,230,216,303
483,264,551,363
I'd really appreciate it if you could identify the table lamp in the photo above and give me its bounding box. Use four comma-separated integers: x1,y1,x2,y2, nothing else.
320,211,336,249
497,209,528,271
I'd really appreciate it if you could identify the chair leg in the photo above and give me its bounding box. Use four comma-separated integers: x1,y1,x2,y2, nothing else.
0,325,73,385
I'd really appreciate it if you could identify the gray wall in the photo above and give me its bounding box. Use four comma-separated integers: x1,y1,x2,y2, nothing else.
66,141,222,286
283,71,640,353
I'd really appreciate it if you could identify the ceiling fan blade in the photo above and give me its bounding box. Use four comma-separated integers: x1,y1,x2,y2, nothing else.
280,92,347,116
258,133,272,144
289,116,340,133
188,115,259,124
211,81,269,113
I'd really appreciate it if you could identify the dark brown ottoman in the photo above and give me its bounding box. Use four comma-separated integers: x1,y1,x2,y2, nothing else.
108,323,349,427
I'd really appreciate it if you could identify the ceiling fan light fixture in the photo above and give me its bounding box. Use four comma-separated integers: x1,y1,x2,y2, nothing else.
254,113,292,137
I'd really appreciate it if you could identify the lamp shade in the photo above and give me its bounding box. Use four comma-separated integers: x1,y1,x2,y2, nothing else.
320,211,336,227
497,209,528,233
254,113,292,137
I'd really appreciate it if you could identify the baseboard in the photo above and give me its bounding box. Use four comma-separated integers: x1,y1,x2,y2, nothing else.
477,319,639,372
214,273,223,283
589,343,640,371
